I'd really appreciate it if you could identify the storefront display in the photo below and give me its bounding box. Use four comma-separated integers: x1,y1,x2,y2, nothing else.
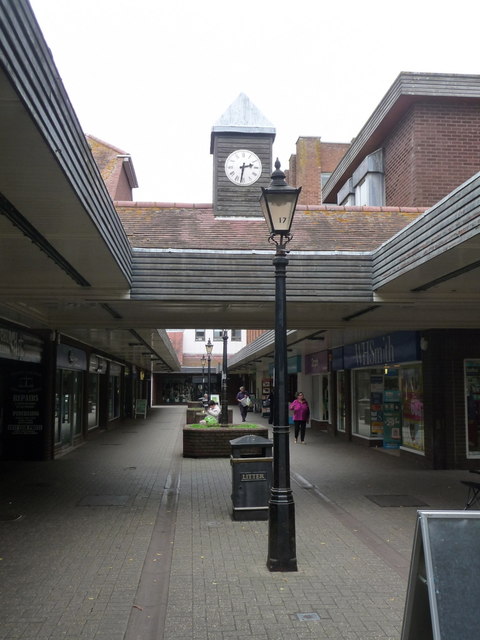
336,370,346,432
400,365,424,452
383,369,401,449
305,351,329,423
465,360,480,456
55,344,87,446
346,332,423,449
352,368,384,438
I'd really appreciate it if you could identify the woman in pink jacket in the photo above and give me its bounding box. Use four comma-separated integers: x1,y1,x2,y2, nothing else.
289,392,310,444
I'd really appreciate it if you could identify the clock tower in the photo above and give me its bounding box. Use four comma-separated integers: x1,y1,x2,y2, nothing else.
211,93,275,217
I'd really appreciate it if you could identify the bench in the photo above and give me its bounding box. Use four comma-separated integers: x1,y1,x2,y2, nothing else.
461,480,480,509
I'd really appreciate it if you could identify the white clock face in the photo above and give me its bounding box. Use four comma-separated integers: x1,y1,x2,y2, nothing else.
224,149,262,186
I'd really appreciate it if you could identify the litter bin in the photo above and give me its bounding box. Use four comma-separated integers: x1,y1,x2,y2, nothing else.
230,434,273,521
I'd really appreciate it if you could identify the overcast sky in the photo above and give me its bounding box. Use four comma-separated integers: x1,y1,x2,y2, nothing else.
29,0,479,204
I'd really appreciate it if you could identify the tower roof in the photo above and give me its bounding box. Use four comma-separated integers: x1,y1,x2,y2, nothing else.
210,93,275,151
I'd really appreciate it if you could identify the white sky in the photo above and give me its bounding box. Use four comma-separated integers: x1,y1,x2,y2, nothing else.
29,0,479,204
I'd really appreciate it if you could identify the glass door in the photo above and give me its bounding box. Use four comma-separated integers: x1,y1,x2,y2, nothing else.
55,370,83,445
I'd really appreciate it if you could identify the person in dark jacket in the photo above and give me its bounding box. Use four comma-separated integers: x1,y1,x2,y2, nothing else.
289,392,310,443
236,386,250,422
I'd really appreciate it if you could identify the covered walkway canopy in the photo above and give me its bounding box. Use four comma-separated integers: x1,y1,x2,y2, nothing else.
1,1,480,374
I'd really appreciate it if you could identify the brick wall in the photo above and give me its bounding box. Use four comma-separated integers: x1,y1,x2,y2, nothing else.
167,331,184,364
321,142,351,172
385,101,480,207
247,330,267,343
288,138,350,205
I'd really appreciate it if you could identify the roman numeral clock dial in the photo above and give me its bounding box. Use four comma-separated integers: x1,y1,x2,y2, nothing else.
224,149,262,186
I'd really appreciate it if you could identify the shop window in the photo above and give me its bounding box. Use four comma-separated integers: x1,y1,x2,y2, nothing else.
465,360,480,457
336,371,345,432
108,374,120,421
352,368,384,438
55,369,83,445
87,374,99,430
400,364,424,452
311,374,330,422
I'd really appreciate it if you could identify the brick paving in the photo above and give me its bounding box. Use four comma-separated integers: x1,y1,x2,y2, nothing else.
0,406,469,639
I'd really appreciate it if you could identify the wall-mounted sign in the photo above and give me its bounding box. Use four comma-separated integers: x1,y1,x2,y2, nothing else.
344,331,420,369
57,344,87,370
331,347,344,371
0,327,43,363
5,369,43,436
89,355,107,374
305,350,329,374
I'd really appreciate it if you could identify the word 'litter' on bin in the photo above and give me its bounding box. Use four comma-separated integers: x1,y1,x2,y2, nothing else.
230,434,273,521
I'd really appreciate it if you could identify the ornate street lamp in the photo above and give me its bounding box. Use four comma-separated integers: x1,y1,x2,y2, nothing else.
205,338,213,401
220,330,229,424
260,158,301,572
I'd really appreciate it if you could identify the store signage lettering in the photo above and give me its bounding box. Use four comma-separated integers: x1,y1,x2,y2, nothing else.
344,331,419,369
241,472,266,482
354,336,395,367
305,351,328,374
6,370,43,435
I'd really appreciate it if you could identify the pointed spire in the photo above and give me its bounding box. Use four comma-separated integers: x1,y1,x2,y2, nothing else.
210,94,275,151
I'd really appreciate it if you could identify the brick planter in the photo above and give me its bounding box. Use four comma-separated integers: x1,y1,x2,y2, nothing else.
183,425,269,458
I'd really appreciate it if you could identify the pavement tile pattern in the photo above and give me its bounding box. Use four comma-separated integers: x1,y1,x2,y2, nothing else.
0,406,470,639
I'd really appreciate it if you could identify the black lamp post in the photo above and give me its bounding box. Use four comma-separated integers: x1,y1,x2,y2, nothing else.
260,158,301,572
220,330,229,424
205,338,213,401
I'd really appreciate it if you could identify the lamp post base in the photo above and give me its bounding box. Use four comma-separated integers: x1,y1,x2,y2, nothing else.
266,491,297,572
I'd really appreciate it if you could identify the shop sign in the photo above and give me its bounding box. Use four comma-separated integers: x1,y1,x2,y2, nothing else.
57,344,87,370
344,331,420,369
110,362,122,376
269,355,302,377
0,328,42,363
89,355,107,374
305,350,329,374
331,347,344,371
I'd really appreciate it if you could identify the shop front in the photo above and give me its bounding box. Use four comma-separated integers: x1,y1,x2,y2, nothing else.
88,355,108,430
0,325,46,460
344,332,423,452
55,344,87,451
305,350,330,430
331,347,346,434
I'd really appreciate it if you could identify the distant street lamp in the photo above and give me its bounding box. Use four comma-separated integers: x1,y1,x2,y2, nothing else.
220,329,229,424
260,158,301,572
205,339,213,401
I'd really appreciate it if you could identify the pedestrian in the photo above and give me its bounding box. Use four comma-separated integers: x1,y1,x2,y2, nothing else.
198,393,209,408
268,389,275,425
200,399,220,425
236,386,251,422
206,399,220,419
289,392,310,444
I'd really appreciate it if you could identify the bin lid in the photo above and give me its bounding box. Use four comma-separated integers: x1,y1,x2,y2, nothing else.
230,434,273,447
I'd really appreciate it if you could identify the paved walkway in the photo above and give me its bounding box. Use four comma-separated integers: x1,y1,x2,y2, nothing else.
0,406,471,639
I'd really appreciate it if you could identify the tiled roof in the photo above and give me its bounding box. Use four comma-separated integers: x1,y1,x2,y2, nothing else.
115,202,426,252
